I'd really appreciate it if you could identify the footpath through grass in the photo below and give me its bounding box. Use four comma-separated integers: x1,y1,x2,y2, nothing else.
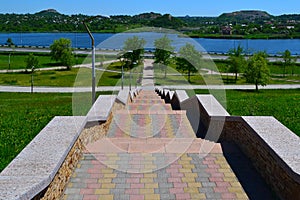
0,91,112,172
193,89,300,136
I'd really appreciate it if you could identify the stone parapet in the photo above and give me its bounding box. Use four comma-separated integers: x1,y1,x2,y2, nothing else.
0,116,87,200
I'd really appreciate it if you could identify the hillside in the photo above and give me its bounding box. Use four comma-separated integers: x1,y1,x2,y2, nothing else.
0,9,299,38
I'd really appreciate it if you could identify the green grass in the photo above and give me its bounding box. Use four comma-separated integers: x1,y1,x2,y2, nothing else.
0,91,114,172
0,52,117,70
0,93,72,172
192,89,300,136
0,52,60,70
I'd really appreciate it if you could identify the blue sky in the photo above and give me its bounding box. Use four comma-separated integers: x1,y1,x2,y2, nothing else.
0,0,299,16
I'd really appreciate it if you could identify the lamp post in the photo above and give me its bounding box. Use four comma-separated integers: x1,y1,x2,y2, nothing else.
83,16,102,104
31,66,35,93
121,59,124,90
8,53,11,70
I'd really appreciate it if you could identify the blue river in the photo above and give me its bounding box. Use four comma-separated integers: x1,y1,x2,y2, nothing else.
0,32,299,55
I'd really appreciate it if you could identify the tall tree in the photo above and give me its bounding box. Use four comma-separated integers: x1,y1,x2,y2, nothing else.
6,38,14,47
176,43,202,83
122,36,146,68
244,51,270,91
154,35,175,78
281,49,296,77
228,45,246,82
50,38,74,70
25,53,39,72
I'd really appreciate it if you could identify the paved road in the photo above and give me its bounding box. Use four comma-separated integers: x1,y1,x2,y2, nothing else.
0,84,299,93
2,47,299,63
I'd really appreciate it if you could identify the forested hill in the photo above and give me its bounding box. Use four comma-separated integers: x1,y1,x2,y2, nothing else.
0,9,300,38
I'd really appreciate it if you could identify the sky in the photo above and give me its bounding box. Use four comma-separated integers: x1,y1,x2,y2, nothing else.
0,0,299,16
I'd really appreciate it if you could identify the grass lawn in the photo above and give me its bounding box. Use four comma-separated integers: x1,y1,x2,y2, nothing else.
0,52,117,70
192,89,300,136
0,91,113,172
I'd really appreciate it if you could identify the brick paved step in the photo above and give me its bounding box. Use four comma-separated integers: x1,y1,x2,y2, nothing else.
131,99,165,104
85,138,222,154
107,113,195,138
127,104,172,111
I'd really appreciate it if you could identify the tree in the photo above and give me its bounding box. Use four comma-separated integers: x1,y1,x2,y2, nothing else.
228,45,246,82
154,35,175,78
176,43,202,83
244,52,270,91
25,53,39,73
281,49,296,77
50,38,74,70
122,36,146,68
6,38,14,47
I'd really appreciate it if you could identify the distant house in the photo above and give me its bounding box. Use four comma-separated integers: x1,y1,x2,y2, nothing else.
221,26,232,35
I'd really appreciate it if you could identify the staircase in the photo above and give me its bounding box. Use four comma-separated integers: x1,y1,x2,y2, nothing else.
63,90,249,200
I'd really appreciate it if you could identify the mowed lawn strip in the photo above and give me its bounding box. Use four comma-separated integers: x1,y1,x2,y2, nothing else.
193,89,300,136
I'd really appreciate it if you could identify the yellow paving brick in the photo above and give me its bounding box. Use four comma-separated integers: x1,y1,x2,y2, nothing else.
98,179,113,183
107,164,118,169
145,183,159,188
106,153,118,157
95,189,110,195
223,177,238,182
108,156,121,161
183,173,198,178
179,168,192,173
179,157,192,161
219,163,231,169
140,188,155,194
144,165,157,169
224,172,236,177
104,174,117,178
98,195,113,200
145,194,160,200
184,187,199,193
190,193,206,199
140,178,154,183
188,182,202,188
101,169,114,173
228,187,245,193
144,173,157,178
218,168,232,173
230,182,243,187
101,183,116,189
181,177,195,183
236,193,249,199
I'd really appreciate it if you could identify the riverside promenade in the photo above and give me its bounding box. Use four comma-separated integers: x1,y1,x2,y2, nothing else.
61,60,274,199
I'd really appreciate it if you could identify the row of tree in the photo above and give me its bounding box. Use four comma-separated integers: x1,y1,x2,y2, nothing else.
118,35,275,91
25,36,296,92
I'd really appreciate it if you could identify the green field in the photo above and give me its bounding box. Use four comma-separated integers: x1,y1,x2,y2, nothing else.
193,89,300,136
0,91,114,172
0,52,117,70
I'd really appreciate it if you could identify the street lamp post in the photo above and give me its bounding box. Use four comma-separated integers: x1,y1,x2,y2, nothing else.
31,66,35,93
83,16,102,104
8,53,11,70
121,60,124,90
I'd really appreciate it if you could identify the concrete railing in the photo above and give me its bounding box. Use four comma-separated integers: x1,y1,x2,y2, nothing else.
157,88,300,200
0,92,128,200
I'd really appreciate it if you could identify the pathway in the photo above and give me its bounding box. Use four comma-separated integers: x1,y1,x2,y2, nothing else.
62,60,274,199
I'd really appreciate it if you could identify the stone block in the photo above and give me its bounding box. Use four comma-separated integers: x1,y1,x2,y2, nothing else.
87,95,116,122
